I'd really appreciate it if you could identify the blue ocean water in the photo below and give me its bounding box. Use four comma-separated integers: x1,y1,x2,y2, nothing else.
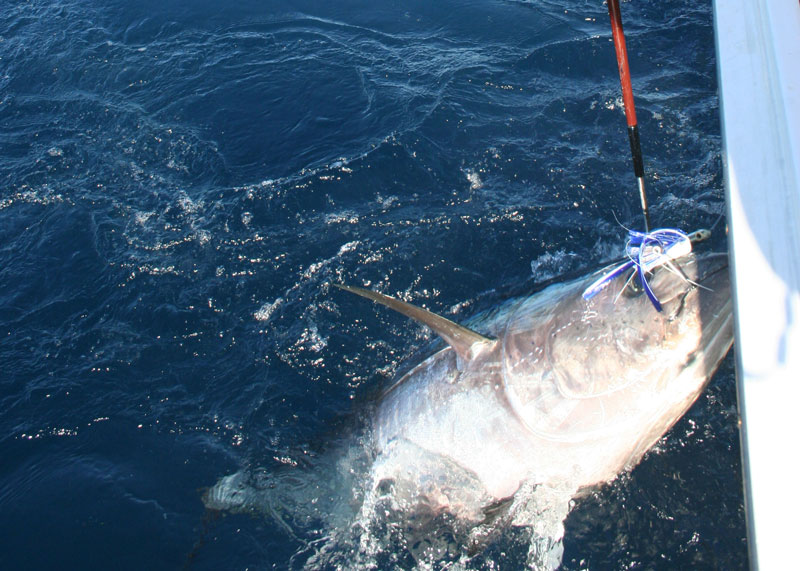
0,0,745,569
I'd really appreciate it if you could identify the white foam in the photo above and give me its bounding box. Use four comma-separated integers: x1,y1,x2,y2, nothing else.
254,297,284,322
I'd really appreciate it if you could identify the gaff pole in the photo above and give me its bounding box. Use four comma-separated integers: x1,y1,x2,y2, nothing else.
607,0,651,232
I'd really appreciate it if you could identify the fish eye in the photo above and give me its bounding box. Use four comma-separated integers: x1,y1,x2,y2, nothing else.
619,268,644,298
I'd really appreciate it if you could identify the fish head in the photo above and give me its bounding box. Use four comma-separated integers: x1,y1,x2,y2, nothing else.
579,251,733,379
502,251,733,457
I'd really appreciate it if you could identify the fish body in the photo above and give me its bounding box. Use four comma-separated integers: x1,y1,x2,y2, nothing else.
202,251,734,567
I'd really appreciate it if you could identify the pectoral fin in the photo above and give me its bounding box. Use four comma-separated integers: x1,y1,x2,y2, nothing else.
335,284,495,362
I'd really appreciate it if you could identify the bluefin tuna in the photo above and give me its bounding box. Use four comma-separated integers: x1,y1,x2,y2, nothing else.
204,250,733,568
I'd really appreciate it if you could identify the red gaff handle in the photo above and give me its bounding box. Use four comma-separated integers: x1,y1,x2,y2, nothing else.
606,0,651,231
607,0,637,128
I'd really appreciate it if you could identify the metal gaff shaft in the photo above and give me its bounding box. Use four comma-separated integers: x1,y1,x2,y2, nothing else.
607,0,651,232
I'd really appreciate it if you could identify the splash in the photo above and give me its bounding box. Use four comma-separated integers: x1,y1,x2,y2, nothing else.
204,427,578,569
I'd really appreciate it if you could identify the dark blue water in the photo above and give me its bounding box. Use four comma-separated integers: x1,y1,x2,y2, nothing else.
0,0,745,568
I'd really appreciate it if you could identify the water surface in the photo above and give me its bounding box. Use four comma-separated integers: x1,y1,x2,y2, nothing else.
0,0,745,568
